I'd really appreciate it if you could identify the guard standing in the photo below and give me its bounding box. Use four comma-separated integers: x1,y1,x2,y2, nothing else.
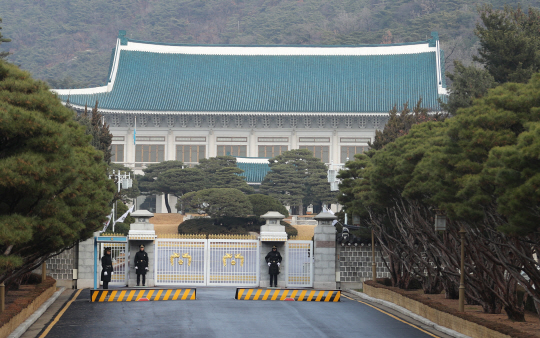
101,247,113,289
265,246,282,288
134,244,148,286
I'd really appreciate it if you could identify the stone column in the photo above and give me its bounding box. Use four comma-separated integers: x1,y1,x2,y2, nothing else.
76,232,100,289
313,211,337,289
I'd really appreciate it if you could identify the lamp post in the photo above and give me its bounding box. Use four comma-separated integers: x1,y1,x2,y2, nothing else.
372,228,376,282
458,225,466,312
434,212,466,312
108,170,132,232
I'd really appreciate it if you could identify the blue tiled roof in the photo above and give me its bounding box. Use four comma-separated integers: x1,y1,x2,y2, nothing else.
58,47,444,113
236,162,271,184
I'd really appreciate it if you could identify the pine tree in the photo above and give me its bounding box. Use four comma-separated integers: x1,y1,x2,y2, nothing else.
0,18,11,60
0,61,115,284
475,5,540,84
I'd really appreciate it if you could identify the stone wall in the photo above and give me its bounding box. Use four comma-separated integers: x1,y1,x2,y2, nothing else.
46,246,76,288
338,244,390,287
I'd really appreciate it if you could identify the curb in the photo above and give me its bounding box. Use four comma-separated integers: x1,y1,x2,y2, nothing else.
345,289,471,338
7,287,66,338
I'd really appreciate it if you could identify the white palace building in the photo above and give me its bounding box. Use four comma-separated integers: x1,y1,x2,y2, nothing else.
53,31,447,213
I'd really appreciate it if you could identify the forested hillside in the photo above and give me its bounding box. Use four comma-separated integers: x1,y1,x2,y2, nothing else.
1,0,539,87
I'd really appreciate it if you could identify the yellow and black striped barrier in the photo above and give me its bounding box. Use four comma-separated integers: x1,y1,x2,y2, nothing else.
235,288,340,302
90,288,196,302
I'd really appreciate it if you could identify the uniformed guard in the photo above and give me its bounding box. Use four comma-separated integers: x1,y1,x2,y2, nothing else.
134,244,149,286
265,246,282,288
101,247,114,289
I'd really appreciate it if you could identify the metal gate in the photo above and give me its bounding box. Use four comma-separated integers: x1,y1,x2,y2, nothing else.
155,239,206,285
100,242,128,285
286,240,313,288
155,238,259,286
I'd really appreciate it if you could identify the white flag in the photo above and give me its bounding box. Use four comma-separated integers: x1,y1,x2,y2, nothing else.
114,205,134,225
102,209,114,232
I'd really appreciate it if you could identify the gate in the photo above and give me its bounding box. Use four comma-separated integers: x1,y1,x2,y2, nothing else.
155,237,259,286
99,242,128,286
155,238,206,285
286,240,313,288
208,239,259,286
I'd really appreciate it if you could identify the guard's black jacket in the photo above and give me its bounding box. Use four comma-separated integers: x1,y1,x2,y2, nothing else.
134,250,148,275
265,250,282,275
101,253,113,282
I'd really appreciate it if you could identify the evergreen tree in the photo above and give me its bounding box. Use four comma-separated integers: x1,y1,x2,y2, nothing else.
139,160,184,213
248,194,289,218
0,61,115,284
475,5,540,84
211,167,253,194
196,156,237,174
0,18,10,60
154,167,207,213
370,99,444,151
182,188,252,218
441,61,496,115
260,149,334,215
74,101,112,164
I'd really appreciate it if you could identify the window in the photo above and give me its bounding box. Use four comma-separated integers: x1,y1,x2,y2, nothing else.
177,145,206,163
111,144,124,162
300,146,329,163
298,137,330,143
216,137,247,142
217,145,247,157
341,146,369,163
258,145,288,158
135,145,165,163
258,137,288,142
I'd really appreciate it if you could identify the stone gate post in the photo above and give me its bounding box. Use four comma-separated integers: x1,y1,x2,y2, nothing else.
313,211,337,289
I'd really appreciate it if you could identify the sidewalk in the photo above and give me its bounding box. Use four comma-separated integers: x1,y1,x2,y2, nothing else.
19,288,75,338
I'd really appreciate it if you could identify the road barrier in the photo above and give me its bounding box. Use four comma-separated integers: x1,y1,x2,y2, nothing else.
235,288,340,302
90,288,196,302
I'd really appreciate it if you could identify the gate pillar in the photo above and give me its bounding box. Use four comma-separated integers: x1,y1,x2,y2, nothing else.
128,210,157,287
313,211,337,289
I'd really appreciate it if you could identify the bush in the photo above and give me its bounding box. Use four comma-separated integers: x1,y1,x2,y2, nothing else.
178,216,298,238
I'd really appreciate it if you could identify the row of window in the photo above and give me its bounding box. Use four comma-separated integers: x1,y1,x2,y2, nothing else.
111,144,368,164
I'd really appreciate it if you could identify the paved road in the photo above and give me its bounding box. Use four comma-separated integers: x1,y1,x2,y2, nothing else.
30,288,451,338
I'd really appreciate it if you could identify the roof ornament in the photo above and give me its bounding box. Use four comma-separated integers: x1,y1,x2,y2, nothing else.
118,30,128,46
429,31,439,48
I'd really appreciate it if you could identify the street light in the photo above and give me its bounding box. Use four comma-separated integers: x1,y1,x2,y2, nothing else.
372,228,376,282
435,211,466,312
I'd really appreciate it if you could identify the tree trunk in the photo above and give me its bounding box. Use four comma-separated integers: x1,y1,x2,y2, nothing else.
504,305,525,322
299,203,304,216
164,194,171,213
444,279,459,299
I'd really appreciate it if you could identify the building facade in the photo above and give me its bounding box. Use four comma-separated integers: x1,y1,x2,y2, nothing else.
53,31,447,212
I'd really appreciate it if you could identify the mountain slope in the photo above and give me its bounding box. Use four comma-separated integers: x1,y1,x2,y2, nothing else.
1,0,538,87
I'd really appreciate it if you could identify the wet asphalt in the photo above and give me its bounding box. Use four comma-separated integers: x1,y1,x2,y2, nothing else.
37,287,447,338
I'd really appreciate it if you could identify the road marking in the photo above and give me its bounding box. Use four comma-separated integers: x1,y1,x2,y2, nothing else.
39,288,83,338
342,295,441,338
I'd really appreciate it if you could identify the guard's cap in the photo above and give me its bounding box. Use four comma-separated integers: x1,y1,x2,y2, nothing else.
105,247,111,251
272,246,277,249
140,244,145,248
